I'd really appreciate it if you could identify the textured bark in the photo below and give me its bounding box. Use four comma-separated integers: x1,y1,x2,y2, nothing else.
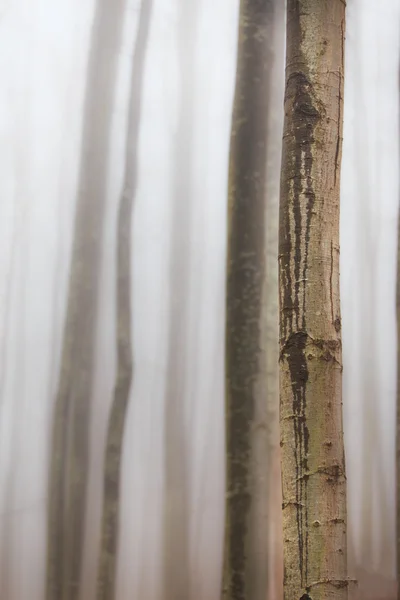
223,2,275,599
96,2,152,599
162,3,196,600
46,2,126,599
279,2,347,599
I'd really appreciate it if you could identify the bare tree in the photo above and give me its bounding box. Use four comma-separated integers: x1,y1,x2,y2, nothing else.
96,2,153,599
397,60,400,600
46,1,126,598
162,3,198,600
222,1,277,599
265,2,285,598
279,1,347,599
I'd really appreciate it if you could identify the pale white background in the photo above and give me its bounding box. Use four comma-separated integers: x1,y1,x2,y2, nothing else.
0,0,398,598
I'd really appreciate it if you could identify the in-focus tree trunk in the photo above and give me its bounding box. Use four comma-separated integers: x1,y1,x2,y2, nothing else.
96,1,153,599
46,2,126,599
223,2,276,599
279,2,347,599
162,3,197,599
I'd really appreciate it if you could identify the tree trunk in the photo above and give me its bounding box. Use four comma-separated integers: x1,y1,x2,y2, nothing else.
46,2,126,599
396,58,400,595
279,2,347,599
265,3,285,598
162,3,197,599
223,2,276,599
96,1,153,599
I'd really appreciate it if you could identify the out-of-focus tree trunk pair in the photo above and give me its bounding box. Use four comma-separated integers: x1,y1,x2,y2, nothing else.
46,0,152,599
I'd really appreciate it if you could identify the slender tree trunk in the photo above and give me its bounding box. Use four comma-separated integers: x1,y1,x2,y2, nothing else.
162,4,197,599
396,58,400,596
223,2,276,599
0,194,19,600
46,2,126,599
352,17,384,571
96,2,152,599
265,3,285,598
279,2,347,599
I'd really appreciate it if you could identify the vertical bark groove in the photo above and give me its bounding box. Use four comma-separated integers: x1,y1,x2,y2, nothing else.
279,2,347,599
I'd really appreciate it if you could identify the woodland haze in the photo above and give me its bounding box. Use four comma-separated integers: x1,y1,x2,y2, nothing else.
0,0,399,599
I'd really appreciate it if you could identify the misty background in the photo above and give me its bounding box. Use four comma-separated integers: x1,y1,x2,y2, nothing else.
0,0,398,598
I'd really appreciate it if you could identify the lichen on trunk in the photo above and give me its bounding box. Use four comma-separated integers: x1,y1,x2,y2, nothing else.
279,2,348,599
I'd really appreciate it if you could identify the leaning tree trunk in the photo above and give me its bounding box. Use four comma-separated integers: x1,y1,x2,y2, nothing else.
223,1,276,599
46,1,126,599
279,2,347,599
96,1,153,599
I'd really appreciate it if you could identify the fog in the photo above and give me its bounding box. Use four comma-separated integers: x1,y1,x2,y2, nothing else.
0,0,398,599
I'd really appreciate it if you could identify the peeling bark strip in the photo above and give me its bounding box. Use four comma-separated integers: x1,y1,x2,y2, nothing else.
46,2,126,599
96,2,153,599
279,2,347,599
223,1,275,599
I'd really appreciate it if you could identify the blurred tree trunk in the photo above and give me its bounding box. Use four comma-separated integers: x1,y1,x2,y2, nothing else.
279,2,347,599
96,1,153,599
223,1,276,599
46,1,126,599
265,2,285,599
396,57,400,596
0,199,19,600
351,12,386,573
162,3,197,600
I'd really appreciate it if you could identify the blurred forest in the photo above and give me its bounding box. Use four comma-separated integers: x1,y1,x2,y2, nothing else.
0,0,399,599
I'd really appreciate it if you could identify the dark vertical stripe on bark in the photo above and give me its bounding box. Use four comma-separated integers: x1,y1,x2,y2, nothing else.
46,2,126,599
96,2,153,599
279,2,347,599
223,1,275,599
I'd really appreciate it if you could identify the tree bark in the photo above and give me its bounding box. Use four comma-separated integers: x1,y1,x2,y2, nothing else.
46,2,126,599
279,2,347,599
223,2,276,599
96,1,153,599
